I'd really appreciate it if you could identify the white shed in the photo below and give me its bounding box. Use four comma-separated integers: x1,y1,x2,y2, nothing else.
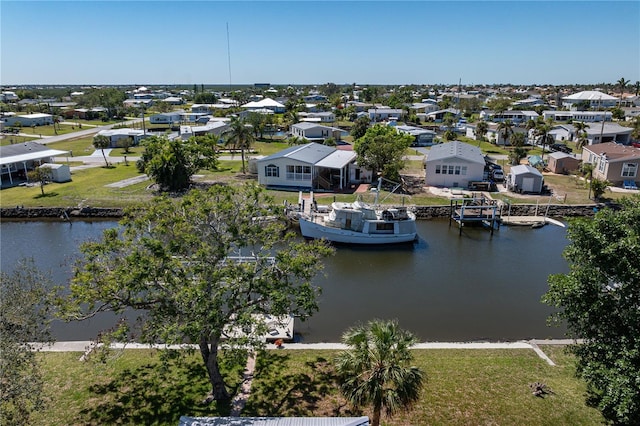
40,163,71,183
507,165,543,194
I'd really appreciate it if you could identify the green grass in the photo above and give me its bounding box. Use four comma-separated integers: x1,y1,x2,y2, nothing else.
0,134,41,146
0,163,151,208
33,347,604,425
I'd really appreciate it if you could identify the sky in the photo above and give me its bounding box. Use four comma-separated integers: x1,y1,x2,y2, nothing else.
1,0,639,86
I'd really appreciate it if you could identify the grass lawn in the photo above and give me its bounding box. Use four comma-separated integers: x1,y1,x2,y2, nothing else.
33,347,604,425
0,163,151,208
0,134,41,146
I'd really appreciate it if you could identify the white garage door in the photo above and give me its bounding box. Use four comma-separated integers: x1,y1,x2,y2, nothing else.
522,177,535,192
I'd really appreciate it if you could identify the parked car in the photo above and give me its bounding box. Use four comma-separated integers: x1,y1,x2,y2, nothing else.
550,143,572,154
492,169,504,181
631,141,640,148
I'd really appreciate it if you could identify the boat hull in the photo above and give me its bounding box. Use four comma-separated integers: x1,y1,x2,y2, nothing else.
298,216,417,244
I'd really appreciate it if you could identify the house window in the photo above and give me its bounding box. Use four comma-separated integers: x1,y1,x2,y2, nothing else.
454,166,461,175
461,166,467,175
265,164,279,177
286,165,312,181
448,165,455,174
598,157,606,173
435,165,441,174
622,163,637,178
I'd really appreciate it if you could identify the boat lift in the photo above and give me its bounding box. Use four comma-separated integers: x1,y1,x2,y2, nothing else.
449,195,500,235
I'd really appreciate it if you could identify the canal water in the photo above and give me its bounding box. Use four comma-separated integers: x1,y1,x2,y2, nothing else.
0,219,569,342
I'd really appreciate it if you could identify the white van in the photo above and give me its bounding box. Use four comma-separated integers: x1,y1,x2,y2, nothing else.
492,169,504,181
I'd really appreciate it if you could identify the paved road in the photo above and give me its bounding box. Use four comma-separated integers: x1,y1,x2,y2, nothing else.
35,118,144,145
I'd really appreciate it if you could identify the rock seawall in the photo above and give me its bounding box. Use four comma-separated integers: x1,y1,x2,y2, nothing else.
1,204,607,220
1,207,124,219
413,204,604,219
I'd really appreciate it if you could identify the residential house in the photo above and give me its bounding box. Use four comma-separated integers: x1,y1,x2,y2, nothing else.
241,98,286,113
290,122,345,142
303,94,327,103
479,110,539,124
542,110,612,122
0,141,69,186
410,102,439,114
306,111,335,122
257,142,365,191
180,121,229,140
583,122,633,145
150,111,184,125
547,152,581,174
4,113,54,127
368,108,405,122
425,141,485,188
161,96,184,105
345,101,371,112
94,129,147,148
507,165,544,193
465,123,527,146
191,103,234,114
424,108,460,122
562,90,618,109
582,142,640,187
512,97,546,108
395,125,436,146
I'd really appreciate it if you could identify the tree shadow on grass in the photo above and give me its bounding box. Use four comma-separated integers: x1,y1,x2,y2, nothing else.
76,353,233,425
244,351,361,418
34,192,59,199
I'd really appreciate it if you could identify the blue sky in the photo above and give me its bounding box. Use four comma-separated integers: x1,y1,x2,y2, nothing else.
1,1,639,85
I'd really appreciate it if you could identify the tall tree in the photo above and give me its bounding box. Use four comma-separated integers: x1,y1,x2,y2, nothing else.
353,124,413,181
335,319,425,426
59,184,333,401
474,120,488,145
93,134,111,167
27,165,52,196
535,118,554,162
350,115,370,140
137,135,217,192
496,119,514,146
1,259,54,425
222,117,256,174
573,121,589,151
617,77,629,106
543,197,640,424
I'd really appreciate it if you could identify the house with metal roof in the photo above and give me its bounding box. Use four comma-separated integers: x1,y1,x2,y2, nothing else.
94,128,148,147
4,113,54,127
542,110,612,123
395,125,436,146
479,110,539,124
290,122,345,142
242,98,286,113
256,142,364,191
425,141,485,188
562,90,618,109
0,141,69,187
580,122,633,145
368,108,405,122
582,142,640,187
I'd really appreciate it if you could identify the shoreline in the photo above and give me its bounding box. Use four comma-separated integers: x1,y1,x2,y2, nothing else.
0,203,605,220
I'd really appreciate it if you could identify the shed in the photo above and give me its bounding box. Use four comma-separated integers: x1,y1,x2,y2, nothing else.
40,163,71,183
547,152,581,175
507,165,544,194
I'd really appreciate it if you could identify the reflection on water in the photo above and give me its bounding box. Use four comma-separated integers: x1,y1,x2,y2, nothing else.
0,219,569,342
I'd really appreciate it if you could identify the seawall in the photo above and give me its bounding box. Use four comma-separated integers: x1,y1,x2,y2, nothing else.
1,204,606,220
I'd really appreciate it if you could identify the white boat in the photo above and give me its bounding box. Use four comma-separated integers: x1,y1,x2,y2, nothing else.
299,200,417,244
297,177,417,244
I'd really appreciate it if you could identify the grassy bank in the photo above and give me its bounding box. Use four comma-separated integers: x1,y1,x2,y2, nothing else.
32,347,603,425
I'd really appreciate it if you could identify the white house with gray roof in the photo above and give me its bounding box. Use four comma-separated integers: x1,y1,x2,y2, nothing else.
425,141,485,188
290,122,345,142
562,90,618,109
542,110,612,123
257,142,365,191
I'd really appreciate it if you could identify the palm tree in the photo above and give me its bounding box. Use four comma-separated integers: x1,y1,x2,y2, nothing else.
334,319,424,426
617,77,629,106
573,121,589,152
222,117,255,174
496,119,514,146
93,134,111,167
474,121,488,146
634,81,640,97
535,118,554,162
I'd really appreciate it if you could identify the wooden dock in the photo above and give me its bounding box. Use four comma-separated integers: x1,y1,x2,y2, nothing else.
449,196,500,235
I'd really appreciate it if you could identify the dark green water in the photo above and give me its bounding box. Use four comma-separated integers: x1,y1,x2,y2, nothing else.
0,219,569,342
